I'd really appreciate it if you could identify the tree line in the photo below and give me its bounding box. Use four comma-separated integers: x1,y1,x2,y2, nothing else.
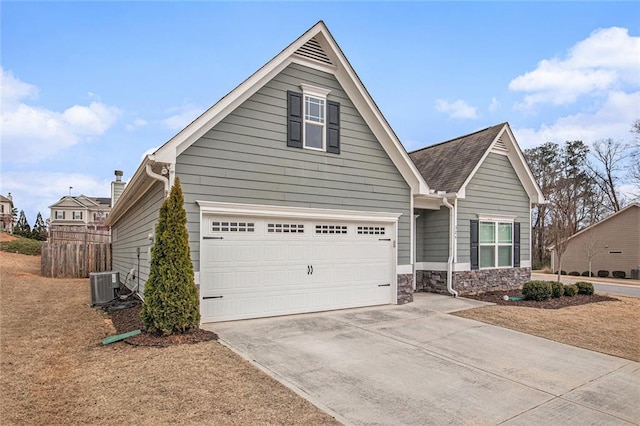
13,210,48,241
525,120,639,270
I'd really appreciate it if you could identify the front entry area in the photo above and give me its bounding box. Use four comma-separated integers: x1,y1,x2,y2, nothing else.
199,213,396,322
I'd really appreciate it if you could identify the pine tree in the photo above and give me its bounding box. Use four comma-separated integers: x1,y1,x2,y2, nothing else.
15,210,31,237
31,212,47,241
140,178,200,335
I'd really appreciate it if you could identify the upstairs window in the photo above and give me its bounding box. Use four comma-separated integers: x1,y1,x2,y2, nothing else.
73,211,83,220
304,95,325,150
55,211,65,220
287,84,340,154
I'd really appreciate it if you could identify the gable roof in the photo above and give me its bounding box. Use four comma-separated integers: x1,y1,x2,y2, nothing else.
49,195,111,209
558,203,640,246
410,123,505,194
409,122,545,203
109,21,435,225
0,194,13,206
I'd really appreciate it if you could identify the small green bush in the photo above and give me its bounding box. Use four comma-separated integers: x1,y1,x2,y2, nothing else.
0,238,42,256
561,270,567,275
522,280,552,301
564,284,578,297
597,270,609,278
551,281,564,298
568,271,580,276
612,271,626,279
581,271,594,277
575,281,594,295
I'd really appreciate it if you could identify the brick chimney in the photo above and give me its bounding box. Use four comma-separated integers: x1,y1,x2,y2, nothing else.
111,170,125,207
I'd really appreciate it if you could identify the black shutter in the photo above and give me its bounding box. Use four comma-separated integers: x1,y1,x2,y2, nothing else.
513,222,521,267
326,100,340,154
287,91,302,148
470,220,479,270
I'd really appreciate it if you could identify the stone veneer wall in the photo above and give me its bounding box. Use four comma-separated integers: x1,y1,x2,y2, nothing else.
415,270,448,294
397,273,414,304
415,267,531,296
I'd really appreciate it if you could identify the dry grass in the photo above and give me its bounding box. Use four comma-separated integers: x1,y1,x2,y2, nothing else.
454,297,640,362
0,252,339,425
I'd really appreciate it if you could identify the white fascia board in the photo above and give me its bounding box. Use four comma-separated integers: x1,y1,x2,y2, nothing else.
397,265,413,274
457,125,546,205
415,262,448,271
196,200,401,222
502,125,546,205
154,23,332,164
413,195,443,210
106,156,153,226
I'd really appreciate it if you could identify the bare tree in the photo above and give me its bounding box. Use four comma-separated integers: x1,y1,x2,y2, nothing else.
582,227,603,278
588,138,626,213
549,195,576,282
630,120,640,192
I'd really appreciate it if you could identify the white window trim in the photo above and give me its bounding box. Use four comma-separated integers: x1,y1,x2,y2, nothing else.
73,211,83,220
300,84,331,152
55,210,65,220
479,221,513,269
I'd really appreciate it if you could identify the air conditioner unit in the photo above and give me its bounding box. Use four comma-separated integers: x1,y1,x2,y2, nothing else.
90,271,119,306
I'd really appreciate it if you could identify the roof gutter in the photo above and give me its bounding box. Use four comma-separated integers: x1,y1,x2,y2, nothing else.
440,194,458,298
145,163,170,198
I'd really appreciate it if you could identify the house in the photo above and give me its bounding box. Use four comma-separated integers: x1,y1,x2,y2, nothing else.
49,195,112,229
106,21,544,323
0,193,15,233
550,203,640,278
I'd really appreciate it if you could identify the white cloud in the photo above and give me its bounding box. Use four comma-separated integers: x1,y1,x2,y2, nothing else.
509,27,640,109
162,105,204,130
513,90,640,149
0,171,112,223
0,67,121,163
1,68,38,107
489,97,500,113
125,118,148,131
434,99,478,119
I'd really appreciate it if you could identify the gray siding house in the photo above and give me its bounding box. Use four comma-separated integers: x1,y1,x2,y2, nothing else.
107,22,544,323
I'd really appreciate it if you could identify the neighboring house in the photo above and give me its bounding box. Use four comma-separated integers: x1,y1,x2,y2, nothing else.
550,203,640,278
0,193,15,233
106,22,544,323
49,195,111,230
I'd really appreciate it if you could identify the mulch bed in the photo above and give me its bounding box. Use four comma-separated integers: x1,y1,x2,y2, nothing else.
105,299,217,347
465,289,618,309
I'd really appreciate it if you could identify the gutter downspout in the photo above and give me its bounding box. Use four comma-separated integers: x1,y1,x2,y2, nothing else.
145,164,170,198
441,196,458,297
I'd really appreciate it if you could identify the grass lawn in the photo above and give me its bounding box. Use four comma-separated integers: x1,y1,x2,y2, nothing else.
0,232,42,256
0,251,339,425
454,296,640,362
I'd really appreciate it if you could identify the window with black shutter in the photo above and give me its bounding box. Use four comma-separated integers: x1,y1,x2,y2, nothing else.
286,86,340,154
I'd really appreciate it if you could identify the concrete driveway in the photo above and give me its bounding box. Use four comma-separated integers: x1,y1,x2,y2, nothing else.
206,294,639,425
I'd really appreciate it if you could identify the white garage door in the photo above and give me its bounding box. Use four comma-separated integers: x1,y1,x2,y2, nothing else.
200,215,395,322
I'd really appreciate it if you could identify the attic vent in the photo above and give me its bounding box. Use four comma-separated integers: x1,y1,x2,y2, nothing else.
492,137,508,152
295,37,333,65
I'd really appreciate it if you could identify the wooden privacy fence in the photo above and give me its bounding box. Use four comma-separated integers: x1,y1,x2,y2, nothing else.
41,242,111,278
49,225,111,244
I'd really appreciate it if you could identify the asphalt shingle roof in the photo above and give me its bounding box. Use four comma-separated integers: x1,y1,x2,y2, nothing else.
409,123,506,193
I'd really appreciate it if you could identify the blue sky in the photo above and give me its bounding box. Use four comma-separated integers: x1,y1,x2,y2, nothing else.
1,2,639,223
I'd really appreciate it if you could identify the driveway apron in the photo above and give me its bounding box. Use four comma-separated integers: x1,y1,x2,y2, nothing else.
205,294,639,425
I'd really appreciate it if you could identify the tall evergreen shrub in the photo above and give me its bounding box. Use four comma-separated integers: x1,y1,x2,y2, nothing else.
140,178,200,335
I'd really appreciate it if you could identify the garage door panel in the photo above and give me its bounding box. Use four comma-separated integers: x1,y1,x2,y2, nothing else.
200,216,394,322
